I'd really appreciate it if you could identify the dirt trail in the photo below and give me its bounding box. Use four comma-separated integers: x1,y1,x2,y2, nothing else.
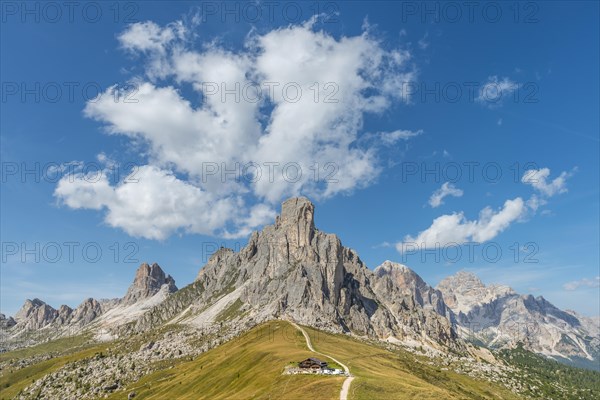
289,322,355,400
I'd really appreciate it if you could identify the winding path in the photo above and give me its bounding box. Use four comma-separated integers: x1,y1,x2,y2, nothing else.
290,322,355,400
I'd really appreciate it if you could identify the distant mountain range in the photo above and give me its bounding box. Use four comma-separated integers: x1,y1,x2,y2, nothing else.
437,271,600,370
1,197,598,371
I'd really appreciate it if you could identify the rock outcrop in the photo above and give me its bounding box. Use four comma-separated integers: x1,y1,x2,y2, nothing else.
57,305,73,324
13,299,59,330
122,263,177,305
71,298,104,326
0,313,16,329
372,261,456,343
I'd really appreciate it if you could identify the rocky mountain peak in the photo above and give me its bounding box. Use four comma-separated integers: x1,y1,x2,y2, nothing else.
30,298,45,306
437,272,488,314
122,262,177,305
186,196,459,347
438,272,517,302
438,271,485,290
275,197,315,247
374,260,412,276
70,298,104,325
373,260,452,320
435,271,598,365
57,305,73,321
58,304,73,313
278,196,314,225
374,260,428,291
373,260,429,288
14,298,50,321
13,298,58,330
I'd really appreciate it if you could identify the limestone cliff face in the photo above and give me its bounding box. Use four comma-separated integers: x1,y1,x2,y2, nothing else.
373,261,450,318
190,197,457,346
57,305,73,324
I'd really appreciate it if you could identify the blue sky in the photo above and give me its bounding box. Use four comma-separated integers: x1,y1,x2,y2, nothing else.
1,1,599,317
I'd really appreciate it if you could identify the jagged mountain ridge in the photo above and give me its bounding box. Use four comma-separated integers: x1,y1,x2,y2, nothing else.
180,197,457,346
4,262,176,344
10,297,105,332
437,271,600,368
2,197,598,370
3,197,457,351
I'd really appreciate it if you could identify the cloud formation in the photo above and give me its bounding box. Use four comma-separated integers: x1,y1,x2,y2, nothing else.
55,18,418,240
379,129,423,145
396,166,574,252
522,168,572,197
477,76,518,106
428,182,463,208
397,197,525,251
54,165,275,240
563,277,600,291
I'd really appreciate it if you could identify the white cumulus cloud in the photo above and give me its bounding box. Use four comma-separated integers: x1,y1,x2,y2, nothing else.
55,165,271,240
397,197,526,251
521,168,572,197
428,182,463,208
395,165,576,254
56,18,419,240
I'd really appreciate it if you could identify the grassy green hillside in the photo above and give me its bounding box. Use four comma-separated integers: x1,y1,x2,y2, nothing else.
300,325,520,400
498,344,600,399
7,321,595,399
0,336,109,399
106,321,342,400
105,321,520,400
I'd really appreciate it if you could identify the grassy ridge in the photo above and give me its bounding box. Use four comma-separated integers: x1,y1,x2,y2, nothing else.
108,321,521,399
107,321,341,399
301,325,521,400
1,321,538,399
